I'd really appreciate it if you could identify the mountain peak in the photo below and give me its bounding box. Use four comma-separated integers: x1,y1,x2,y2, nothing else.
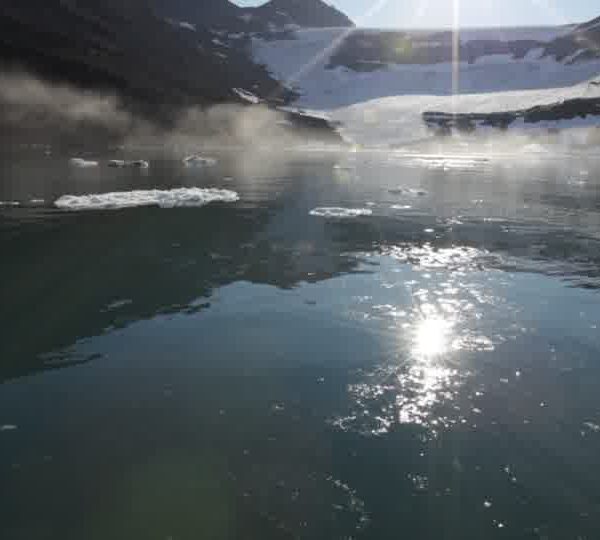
255,0,354,28
150,0,354,31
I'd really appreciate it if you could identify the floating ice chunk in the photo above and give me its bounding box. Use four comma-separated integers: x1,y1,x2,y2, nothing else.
310,207,372,218
333,164,355,171
183,155,218,167
130,160,149,169
69,158,99,168
108,160,149,169
388,188,427,196
583,422,600,432
54,188,239,211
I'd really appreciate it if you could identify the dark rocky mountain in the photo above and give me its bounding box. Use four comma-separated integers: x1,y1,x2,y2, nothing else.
250,0,354,30
418,14,600,136
576,15,600,32
329,16,600,72
0,0,352,140
543,15,600,62
0,0,292,114
423,97,600,135
151,0,354,33
329,31,545,70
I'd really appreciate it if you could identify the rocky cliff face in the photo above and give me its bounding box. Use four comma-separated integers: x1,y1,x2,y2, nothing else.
0,0,353,115
542,16,600,62
0,0,335,121
250,0,354,29
151,0,354,32
328,15,600,72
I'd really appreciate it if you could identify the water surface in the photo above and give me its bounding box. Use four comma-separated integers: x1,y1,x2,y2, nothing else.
1,147,600,539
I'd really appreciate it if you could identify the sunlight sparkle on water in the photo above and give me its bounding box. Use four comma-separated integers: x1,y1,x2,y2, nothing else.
413,316,453,359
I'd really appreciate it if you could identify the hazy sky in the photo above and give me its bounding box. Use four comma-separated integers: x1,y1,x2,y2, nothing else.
232,0,599,29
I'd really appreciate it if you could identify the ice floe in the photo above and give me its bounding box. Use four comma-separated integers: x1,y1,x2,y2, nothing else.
310,207,373,218
183,155,218,167
69,158,99,168
55,188,239,211
108,159,149,169
388,188,428,196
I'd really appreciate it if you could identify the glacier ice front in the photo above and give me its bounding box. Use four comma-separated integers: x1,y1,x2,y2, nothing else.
54,188,239,211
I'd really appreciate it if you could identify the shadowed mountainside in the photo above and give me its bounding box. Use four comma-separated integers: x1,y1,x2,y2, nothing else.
151,0,354,33
0,0,290,117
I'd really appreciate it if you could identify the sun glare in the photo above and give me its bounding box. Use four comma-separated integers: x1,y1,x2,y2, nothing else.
413,316,453,359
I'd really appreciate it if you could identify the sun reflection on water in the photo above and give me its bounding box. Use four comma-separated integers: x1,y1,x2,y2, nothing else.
332,247,505,437
396,312,459,427
413,315,453,359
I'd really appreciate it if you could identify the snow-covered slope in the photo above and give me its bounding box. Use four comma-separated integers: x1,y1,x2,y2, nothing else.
253,27,600,109
252,25,600,146
335,82,600,146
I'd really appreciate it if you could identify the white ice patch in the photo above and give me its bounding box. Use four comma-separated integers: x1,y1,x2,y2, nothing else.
232,88,261,104
108,160,149,169
310,207,373,218
54,188,239,211
178,21,196,31
388,187,428,197
212,37,229,47
183,155,218,167
69,158,99,168
104,299,133,312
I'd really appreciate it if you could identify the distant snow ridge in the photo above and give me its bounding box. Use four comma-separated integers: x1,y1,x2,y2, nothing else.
55,188,239,211
310,207,373,218
252,27,600,146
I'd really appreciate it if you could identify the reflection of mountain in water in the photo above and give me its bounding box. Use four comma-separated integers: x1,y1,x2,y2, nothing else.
1,153,600,383
0,203,362,383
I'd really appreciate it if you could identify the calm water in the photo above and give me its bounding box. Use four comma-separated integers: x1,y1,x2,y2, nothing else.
1,147,600,540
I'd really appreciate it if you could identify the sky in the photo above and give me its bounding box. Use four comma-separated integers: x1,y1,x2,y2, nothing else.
232,0,599,29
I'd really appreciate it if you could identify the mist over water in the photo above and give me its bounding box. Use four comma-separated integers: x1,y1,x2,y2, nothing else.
0,73,330,152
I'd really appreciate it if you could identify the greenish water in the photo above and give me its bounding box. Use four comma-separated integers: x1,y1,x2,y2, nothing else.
1,148,600,539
